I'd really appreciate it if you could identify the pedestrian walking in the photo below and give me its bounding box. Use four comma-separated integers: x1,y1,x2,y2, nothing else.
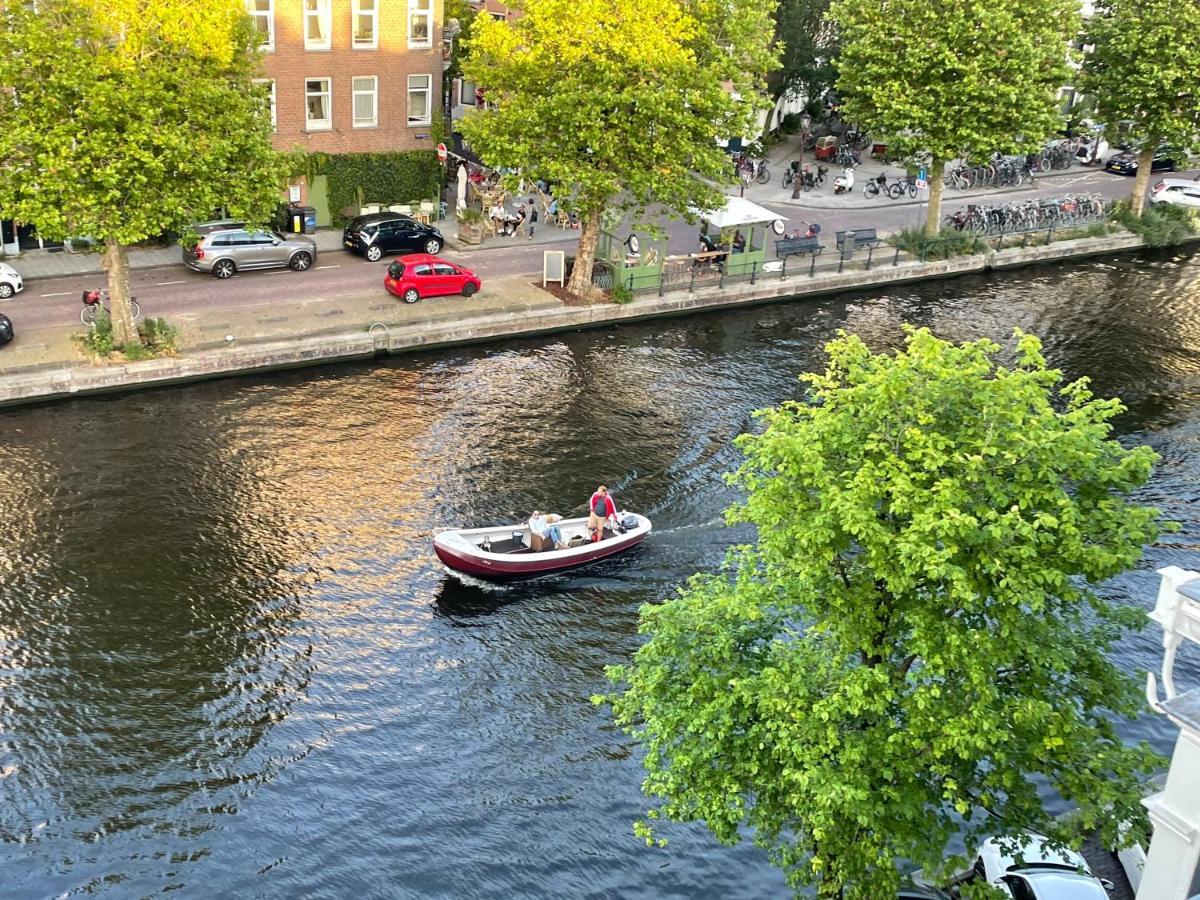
526,197,537,239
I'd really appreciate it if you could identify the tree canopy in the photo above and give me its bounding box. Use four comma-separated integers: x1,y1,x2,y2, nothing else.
829,0,1078,234
0,0,290,345
1080,0,1200,216
605,328,1163,898
457,0,779,296
769,0,836,109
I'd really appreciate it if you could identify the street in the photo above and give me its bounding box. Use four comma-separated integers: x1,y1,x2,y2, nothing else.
1,164,1189,335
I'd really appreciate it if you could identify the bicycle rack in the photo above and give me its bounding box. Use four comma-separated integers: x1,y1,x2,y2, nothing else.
368,322,391,352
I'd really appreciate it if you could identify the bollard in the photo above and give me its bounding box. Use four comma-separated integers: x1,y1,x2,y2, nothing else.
893,246,901,266
659,268,665,297
750,261,757,285
865,245,875,271
809,253,817,277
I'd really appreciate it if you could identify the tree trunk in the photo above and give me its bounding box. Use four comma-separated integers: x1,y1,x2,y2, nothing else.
566,207,604,298
1130,146,1155,217
102,238,139,347
924,156,944,237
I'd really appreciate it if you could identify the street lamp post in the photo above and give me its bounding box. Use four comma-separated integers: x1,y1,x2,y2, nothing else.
791,112,811,200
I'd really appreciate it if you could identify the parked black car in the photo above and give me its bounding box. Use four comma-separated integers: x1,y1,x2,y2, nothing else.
1105,148,1177,176
0,313,13,347
342,213,444,262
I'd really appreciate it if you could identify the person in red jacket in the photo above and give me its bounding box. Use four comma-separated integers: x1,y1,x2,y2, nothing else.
587,485,618,542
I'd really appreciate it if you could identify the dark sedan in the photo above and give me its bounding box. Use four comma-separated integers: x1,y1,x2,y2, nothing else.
0,313,13,347
1105,149,1176,176
342,212,444,262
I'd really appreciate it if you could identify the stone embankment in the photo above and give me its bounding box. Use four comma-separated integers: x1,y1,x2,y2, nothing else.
0,233,1149,408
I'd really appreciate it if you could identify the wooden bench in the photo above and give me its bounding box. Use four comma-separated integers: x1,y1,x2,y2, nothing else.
774,236,824,259
835,228,882,254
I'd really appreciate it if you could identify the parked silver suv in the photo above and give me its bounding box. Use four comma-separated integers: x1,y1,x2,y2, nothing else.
182,221,317,279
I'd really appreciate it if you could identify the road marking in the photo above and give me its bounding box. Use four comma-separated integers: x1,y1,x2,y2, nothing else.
316,265,342,270
40,291,74,297
155,280,187,286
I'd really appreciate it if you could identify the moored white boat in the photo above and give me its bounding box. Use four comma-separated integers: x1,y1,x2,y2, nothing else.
433,513,652,581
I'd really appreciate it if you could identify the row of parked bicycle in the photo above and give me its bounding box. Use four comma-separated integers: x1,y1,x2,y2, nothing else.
942,139,1093,191
942,193,1110,234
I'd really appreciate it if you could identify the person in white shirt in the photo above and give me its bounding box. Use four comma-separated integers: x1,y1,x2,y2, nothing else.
529,510,566,550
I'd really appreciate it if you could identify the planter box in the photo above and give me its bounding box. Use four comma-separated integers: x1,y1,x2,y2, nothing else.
458,221,485,245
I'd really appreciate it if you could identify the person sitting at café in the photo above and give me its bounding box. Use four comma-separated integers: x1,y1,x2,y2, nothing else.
529,510,566,551
732,229,746,252
489,202,506,233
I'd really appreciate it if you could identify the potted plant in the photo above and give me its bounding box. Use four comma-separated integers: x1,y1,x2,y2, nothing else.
457,207,486,244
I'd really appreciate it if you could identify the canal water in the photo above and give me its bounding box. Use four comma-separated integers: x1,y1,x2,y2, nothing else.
2,249,1200,898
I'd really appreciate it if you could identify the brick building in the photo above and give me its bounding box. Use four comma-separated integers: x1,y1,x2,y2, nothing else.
248,0,445,222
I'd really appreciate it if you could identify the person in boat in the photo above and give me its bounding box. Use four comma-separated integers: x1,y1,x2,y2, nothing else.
529,510,567,551
587,485,618,542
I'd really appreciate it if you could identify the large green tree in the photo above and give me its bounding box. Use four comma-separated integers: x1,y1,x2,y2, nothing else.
458,0,778,297
830,0,1078,235
0,0,290,347
768,0,836,113
605,328,1163,898
1080,0,1200,217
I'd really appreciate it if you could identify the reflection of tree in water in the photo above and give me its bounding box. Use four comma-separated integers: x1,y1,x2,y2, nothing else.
0,398,316,847
421,300,858,531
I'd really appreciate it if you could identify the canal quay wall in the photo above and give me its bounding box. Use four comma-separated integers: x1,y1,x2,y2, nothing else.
0,232,1152,408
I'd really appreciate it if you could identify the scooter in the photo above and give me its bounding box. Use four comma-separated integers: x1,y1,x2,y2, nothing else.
832,166,855,195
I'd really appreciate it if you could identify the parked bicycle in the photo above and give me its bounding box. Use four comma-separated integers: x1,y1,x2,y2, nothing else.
942,193,1108,235
81,288,140,327
863,172,909,200
835,144,861,169
733,152,770,184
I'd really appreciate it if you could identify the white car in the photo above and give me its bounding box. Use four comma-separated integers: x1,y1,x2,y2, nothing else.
972,833,1115,900
1149,177,1200,209
0,261,23,300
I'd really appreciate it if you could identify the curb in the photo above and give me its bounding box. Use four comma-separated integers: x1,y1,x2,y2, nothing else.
0,233,1150,409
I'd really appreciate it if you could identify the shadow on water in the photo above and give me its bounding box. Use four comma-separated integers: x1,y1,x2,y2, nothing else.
0,247,1197,899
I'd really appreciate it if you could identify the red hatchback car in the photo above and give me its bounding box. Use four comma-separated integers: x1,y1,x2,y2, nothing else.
384,254,482,304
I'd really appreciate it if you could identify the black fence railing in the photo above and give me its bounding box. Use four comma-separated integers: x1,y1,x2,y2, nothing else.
613,218,1114,295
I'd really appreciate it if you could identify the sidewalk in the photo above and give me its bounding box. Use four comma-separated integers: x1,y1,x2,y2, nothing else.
2,272,565,374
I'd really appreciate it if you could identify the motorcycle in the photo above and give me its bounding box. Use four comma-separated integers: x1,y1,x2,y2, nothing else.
832,166,855,195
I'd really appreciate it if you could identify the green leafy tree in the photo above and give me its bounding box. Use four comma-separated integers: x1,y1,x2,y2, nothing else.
604,328,1163,898
442,0,478,115
1080,0,1200,217
0,0,290,347
768,0,836,113
830,0,1078,235
458,0,779,297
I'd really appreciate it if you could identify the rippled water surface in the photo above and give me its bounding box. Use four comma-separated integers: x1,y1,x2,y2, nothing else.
2,249,1200,898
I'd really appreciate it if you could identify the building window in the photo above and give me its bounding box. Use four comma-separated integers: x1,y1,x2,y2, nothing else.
248,0,273,50
490,11,505,20
459,79,476,106
407,74,431,125
306,77,332,130
304,0,331,51
253,78,277,131
408,0,431,47
352,76,378,128
352,0,377,49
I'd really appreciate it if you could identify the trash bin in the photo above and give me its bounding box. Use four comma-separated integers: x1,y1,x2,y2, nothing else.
288,205,318,235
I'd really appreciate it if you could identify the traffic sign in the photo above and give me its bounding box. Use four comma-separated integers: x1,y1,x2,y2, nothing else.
916,167,928,190
437,142,447,162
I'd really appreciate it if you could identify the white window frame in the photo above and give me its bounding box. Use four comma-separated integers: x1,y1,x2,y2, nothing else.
352,76,378,128
305,77,332,131
408,0,432,48
253,78,277,131
407,74,432,126
352,0,377,49
247,0,274,51
304,0,331,51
